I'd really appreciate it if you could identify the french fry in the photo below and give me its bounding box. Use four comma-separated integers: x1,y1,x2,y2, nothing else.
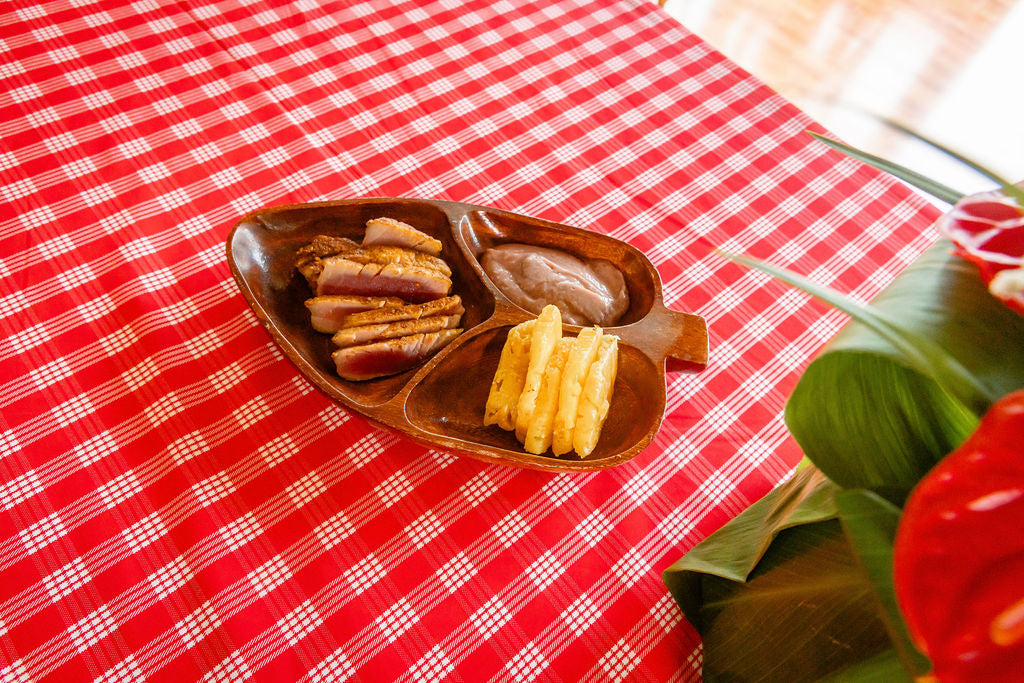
522,338,572,455
572,335,619,458
483,320,534,431
551,326,603,455
514,305,562,442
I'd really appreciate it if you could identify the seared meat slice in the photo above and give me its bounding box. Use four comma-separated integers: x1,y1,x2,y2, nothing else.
316,257,452,303
332,329,463,381
331,312,463,348
304,295,405,333
343,244,451,277
295,235,359,289
338,295,463,329
363,217,443,257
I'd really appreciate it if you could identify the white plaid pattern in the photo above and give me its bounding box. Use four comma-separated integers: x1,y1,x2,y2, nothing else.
344,555,385,595
69,607,117,653
623,471,658,505
278,600,323,646
409,645,454,682
168,431,209,465
374,472,412,507
308,650,356,682
436,553,475,593
460,473,497,506
149,557,193,600
506,644,547,682
0,430,20,456
100,472,143,509
598,640,642,683
20,513,67,555
192,473,236,507
94,656,145,683
43,558,91,602
375,599,418,643
316,513,355,550
1,660,31,683
0,0,944,679
232,397,271,430
203,652,251,682
405,512,444,549
562,595,601,634
121,513,167,553
470,597,512,639
611,548,652,588
249,556,292,598
144,393,184,428
492,512,530,548
525,551,564,591
176,601,221,649
650,593,683,633
219,514,262,551
287,471,326,508
1,471,42,510
576,511,613,548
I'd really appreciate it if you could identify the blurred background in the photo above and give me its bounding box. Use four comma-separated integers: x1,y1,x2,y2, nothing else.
661,0,1024,204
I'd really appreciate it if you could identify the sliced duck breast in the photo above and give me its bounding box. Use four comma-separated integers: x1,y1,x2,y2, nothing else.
338,295,463,329
331,312,463,348
316,257,452,303
363,217,443,257
304,295,405,333
295,235,359,289
332,329,463,381
342,244,451,277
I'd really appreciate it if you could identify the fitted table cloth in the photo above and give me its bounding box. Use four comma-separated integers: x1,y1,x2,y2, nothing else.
0,0,941,680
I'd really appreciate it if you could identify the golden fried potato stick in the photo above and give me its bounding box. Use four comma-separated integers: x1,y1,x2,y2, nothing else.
572,335,619,458
483,320,535,431
522,338,572,455
514,305,562,442
551,326,603,456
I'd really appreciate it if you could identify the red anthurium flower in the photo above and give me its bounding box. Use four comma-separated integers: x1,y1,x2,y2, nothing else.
937,190,1024,314
893,389,1024,682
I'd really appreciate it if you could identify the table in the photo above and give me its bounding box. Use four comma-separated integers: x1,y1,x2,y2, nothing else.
0,0,941,680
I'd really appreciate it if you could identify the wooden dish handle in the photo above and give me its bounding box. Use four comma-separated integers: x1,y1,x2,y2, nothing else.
618,305,708,373
663,307,709,372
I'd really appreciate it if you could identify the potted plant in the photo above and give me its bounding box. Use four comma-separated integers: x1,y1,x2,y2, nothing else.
663,129,1024,682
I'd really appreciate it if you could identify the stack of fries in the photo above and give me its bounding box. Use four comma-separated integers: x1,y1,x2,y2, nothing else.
484,305,618,457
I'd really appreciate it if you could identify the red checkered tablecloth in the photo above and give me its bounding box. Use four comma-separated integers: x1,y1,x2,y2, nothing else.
0,0,940,680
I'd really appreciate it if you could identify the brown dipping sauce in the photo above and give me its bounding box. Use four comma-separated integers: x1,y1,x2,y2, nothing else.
481,244,630,326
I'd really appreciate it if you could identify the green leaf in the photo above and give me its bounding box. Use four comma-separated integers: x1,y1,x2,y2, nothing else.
808,131,965,205
665,467,840,625
822,649,910,683
729,241,1024,494
836,490,931,677
727,247,995,417
877,118,1024,206
664,468,898,681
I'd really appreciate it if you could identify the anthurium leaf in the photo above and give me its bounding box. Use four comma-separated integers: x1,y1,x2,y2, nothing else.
727,248,994,417
672,519,893,682
808,131,965,205
836,490,931,677
665,469,900,681
823,649,910,683
729,241,1024,494
877,119,1024,206
664,467,839,630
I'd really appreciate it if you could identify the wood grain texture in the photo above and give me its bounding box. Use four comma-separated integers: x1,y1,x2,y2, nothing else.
227,198,708,471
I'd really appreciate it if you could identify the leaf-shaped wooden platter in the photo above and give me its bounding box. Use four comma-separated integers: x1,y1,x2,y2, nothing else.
226,199,708,471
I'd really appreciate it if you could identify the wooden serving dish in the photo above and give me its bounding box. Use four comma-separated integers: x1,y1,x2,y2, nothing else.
227,199,708,471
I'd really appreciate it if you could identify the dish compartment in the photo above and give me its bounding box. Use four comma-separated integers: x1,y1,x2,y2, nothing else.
227,198,708,470
458,209,658,326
